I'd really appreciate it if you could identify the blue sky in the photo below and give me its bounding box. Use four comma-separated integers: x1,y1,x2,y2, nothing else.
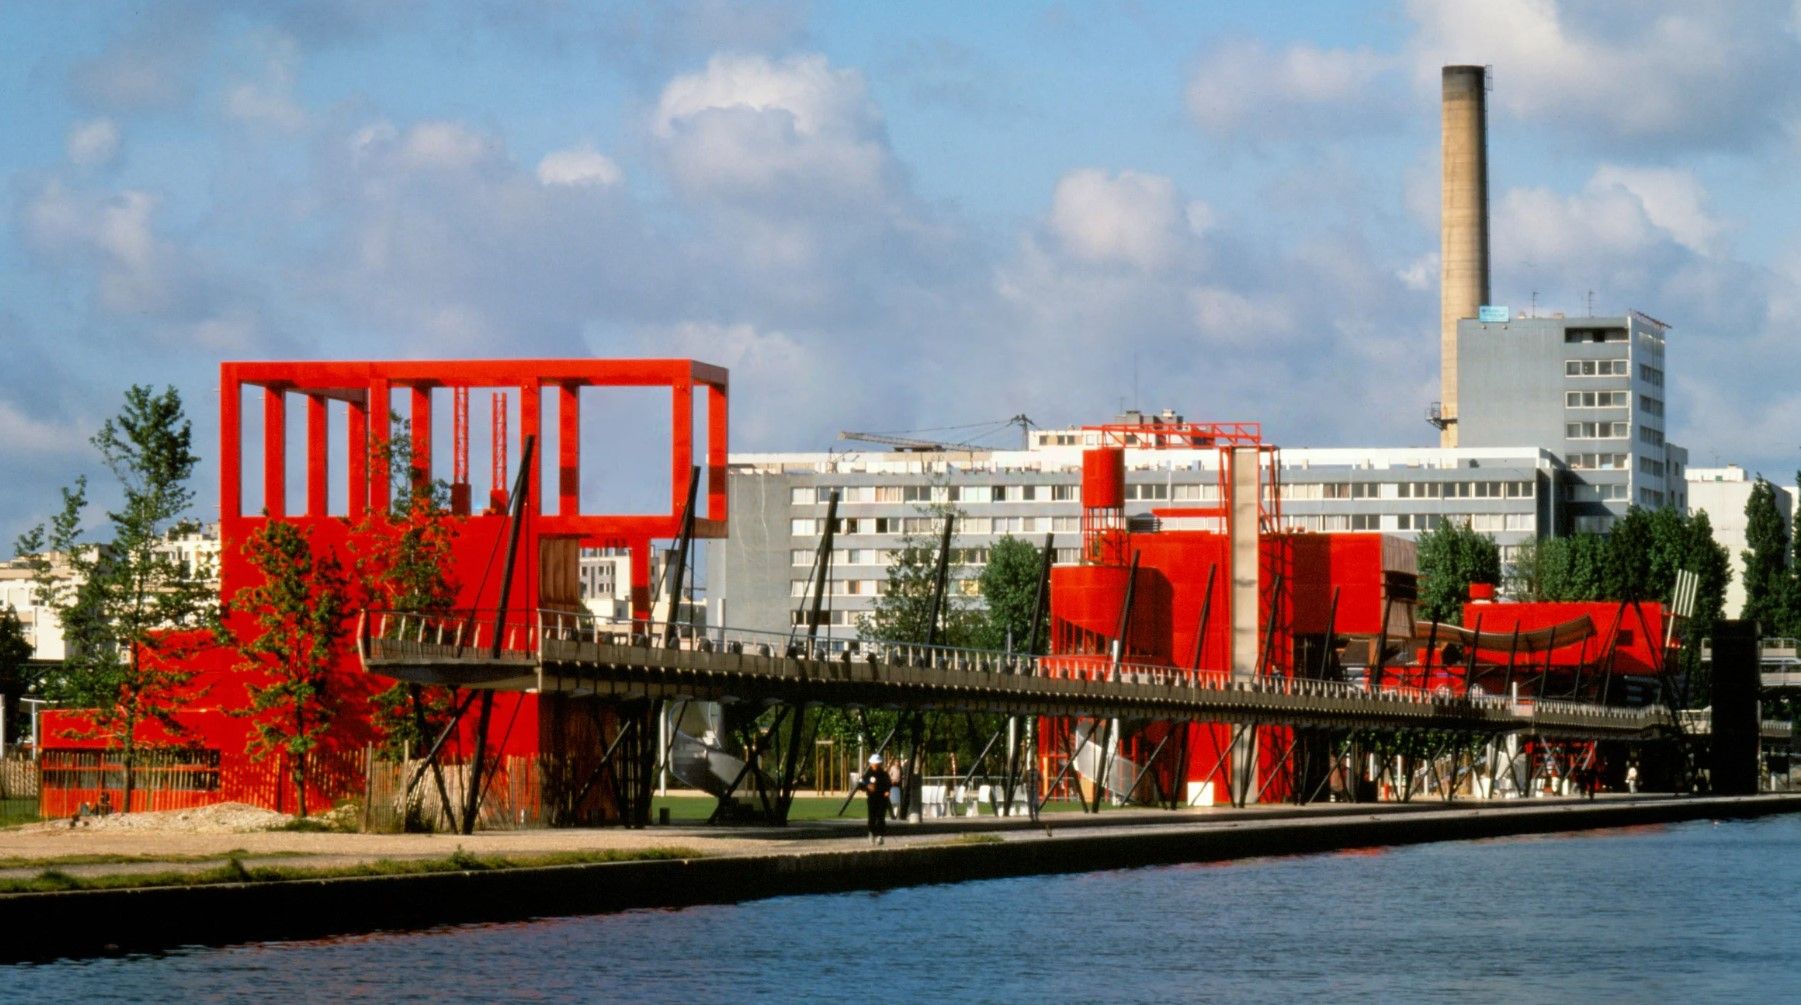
5,0,1801,539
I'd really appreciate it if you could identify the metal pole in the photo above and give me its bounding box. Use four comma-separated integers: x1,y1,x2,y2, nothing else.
1191,564,1218,671
804,489,841,645
663,466,701,647
1026,531,1054,663
490,434,538,660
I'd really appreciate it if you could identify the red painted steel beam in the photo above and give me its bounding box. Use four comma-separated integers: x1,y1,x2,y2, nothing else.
262,388,285,518
220,372,242,521
521,380,541,519
557,383,579,516
368,377,391,516
347,395,368,521
410,386,432,488
306,395,329,517
707,382,728,522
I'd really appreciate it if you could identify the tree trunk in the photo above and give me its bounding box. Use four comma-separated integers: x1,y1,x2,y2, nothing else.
294,752,308,818
122,742,135,815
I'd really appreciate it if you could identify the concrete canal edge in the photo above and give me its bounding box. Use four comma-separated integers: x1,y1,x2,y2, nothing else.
6,794,1800,961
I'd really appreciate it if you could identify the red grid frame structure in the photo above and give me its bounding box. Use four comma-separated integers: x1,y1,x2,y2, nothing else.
220,359,729,620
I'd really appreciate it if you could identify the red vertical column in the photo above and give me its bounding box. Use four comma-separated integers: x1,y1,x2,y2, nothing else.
706,381,728,523
262,387,286,518
629,537,652,626
368,378,391,515
520,380,542,517
557,383,580,516
306,395,329,517
409,386,432,488
220,369,242,521
347,393,368,521
671,378,693,515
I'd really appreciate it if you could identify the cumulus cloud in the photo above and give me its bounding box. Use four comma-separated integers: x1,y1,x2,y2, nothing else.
653,53,895,205
1407,0,1801,152
224,34,308,132
17,179,264,348
536,147,624,188
1589,166,1726,256
641,322,842,447
1048,169,1186,271
66,120,120,167
1187,40,1400,136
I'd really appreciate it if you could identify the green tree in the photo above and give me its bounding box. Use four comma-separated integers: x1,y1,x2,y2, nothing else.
14,386,215,811
1536,533,1608,601
1670,509,1731,707
974,536,1048,652
858,507,980,648
227,521,350,817
356,418,460,760
1740,477,1788,627
1600,507,1656,599
0,605,33,749
1416,519,1500,625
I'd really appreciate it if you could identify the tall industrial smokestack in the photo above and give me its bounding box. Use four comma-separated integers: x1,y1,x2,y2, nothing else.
1439,65,1489,448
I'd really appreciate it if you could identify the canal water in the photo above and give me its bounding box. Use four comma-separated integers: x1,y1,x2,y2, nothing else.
10,814,1801,1002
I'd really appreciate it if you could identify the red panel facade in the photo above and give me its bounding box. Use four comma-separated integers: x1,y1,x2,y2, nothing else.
46,358,728,819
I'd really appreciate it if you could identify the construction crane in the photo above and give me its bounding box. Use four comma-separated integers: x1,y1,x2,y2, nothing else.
839,414,1035,452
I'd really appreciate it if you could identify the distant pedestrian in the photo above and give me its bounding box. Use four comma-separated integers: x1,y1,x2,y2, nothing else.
858,754,892,846
1626,764,1639,794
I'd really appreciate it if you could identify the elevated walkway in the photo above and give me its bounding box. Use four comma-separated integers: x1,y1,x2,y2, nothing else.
361,609,1680,741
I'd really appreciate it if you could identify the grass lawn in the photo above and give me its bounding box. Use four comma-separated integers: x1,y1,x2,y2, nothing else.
0,797,38,827
652,793,861,822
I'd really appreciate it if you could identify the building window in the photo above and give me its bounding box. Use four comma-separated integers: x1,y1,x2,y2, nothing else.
1051,484,1077,502
1566,421,1628,439
1640,364,1664,388
1639,395,1664,417
1565,359,1629,377
1565,390,1629,408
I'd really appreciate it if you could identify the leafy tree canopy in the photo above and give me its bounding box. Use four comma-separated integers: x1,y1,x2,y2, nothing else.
1416,520,1500,625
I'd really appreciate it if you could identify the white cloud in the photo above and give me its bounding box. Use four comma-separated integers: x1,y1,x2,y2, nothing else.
224,33,307,131
66,119,120,167
1048,169,1185,271
1188,287,1294,343
1397,253,1438,291
652,53,892,204
640,321,836,446
1186,40,1398,136
0,398,87,455
1589,166,1725,255
1406,0,1799,151
399,121,495,170
536,147,624,188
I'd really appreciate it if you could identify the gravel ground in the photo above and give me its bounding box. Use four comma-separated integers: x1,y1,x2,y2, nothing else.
0,803,861,874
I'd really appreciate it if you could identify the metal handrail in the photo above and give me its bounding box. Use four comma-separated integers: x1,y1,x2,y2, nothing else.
363,607,1675,724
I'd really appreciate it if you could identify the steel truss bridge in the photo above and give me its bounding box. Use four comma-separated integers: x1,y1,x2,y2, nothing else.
354,607,1769,828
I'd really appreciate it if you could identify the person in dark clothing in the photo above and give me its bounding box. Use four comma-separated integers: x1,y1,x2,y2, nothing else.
858,754,892,845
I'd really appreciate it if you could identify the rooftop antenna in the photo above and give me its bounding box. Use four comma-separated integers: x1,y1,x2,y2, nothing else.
1529,290,1538,318
1586,289,1596,316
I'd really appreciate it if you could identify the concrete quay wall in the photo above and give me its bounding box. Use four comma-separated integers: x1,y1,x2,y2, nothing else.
7,794,1799,961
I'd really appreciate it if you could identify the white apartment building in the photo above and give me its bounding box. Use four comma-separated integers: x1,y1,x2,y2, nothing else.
708,417,1563,638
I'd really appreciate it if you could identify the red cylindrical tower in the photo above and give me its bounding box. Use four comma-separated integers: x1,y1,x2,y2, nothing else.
1081,447,1127,566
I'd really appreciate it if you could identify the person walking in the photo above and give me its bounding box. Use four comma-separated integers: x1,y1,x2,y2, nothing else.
858,754,892,845
1626,763,1638,794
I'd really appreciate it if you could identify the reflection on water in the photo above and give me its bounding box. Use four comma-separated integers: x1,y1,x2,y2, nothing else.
10,816,1800,1003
